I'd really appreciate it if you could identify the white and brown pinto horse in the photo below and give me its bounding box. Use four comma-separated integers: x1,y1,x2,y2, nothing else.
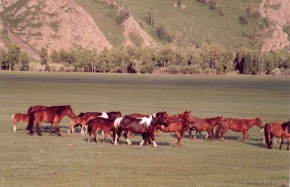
113,112,169,147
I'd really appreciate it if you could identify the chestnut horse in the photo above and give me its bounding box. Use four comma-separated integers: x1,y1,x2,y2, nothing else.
264,121,290,150
26,105,70,130
26,105,75,136
215,117,263,141
186,116,223,140
87,112,122,143
151,111,194,147
68,111,121,134
10,113,29,132
113,112,169,147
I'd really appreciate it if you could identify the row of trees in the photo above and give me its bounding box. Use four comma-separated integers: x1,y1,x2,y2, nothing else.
1,43,289,75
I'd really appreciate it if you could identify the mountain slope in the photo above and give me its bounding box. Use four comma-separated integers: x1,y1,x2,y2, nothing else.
0,0,112,59
0,0,289,61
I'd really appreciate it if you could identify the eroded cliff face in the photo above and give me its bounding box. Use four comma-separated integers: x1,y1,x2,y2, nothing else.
0,0,112,59
259,0,290,51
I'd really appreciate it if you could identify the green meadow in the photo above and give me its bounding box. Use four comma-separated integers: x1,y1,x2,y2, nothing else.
0,71,289,187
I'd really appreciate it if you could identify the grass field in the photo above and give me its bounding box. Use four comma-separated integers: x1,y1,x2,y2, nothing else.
0,71,289,187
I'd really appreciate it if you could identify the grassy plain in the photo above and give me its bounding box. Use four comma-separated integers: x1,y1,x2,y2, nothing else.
0,71,289,187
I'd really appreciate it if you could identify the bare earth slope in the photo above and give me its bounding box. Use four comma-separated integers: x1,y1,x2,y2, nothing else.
0,0,112,59
259,0,290,51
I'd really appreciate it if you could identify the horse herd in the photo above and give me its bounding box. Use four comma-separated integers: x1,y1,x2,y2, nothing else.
10,105,290,150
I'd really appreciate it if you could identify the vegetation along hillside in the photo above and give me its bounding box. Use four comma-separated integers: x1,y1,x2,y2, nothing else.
0,0,289,75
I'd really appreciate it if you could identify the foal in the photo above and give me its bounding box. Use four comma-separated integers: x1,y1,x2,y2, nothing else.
10,113,29,132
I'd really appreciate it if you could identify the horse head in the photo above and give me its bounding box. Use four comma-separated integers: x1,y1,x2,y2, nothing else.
65,105,75,118
155,111,169,126
255,117,264,129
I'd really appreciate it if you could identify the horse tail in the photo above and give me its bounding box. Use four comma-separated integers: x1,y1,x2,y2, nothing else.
264,123,270,147
27,112,35,133
215,125,221,139
87,120,93,134
11,114,16,132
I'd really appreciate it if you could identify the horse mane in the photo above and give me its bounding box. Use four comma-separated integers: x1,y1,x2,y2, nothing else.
281,121,290,133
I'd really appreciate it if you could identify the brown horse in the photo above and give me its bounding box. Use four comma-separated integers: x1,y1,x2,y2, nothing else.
69,111,121,134
114,112,169,147
10,113,29,132
26,105,70,130
186,116,223,140
264,121,290,150
26,105,75,136
151,111,194,147
86,112,122,143
215,117,263,141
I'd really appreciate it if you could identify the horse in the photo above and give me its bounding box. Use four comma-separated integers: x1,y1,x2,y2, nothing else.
26,105,75,136
10,113,29,132
186,116,223,140
127,112,159,138
26,105,70,130
151,111,194,147
68,111,121,134
86,112,122,143
215,117,263,141
113,112,169,147
264,121,290,150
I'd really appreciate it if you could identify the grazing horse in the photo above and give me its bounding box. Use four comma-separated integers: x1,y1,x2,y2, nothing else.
10,113,29,132
68,111,121,134
215,117,263,141
186,116,223,140
151,111,194,147
114,112,169,147
26,105,75,136
264,121,290,150
87,112,122,143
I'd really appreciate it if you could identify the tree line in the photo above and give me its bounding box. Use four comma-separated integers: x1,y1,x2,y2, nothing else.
0,43,289,75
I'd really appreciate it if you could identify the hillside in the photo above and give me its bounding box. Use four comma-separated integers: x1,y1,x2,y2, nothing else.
0,0,289,60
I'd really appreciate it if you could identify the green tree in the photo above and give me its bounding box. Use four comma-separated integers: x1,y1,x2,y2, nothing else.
243,52,254,74
50,49,60,63
8,45,21,70
39,47,48,65
0,49,8,70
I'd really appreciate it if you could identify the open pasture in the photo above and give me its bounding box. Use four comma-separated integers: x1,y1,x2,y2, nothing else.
0,72,289,186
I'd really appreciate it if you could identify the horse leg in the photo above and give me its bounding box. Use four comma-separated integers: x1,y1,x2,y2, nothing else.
279,137,284,150
242,130,248,142
104,132,113,144
220,128,228,141
36,122,42,136
54,122,61,136
124,130,132,145
140,133,146,146
94,131,99,143
87,132,93,143
189,129,193,140
173,131,182,147
102,132,108,144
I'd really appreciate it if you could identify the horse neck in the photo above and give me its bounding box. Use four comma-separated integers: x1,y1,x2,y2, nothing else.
248,119,259,128
61,108,72,118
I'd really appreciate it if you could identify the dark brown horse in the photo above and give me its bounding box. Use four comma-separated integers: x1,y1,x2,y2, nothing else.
26,105,75,136
10,113,29,132
151,111,194,147
113,112,169,147
264,121,290,150
87,112,122,143
215,117,263,141
69,111,121,134
186,116,223,140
